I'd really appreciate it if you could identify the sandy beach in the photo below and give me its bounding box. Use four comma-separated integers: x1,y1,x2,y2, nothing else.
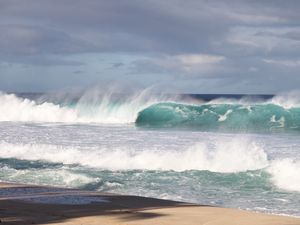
0,182,299,225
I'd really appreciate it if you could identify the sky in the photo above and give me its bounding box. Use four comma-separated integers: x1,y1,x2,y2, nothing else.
0,0,300,94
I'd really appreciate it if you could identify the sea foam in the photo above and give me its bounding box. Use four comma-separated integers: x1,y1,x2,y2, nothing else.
0,91,172,123
267,159,300,192
0,138,268,172
0,138,300,193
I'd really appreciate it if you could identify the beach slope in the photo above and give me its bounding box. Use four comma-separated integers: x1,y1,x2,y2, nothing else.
0,182,299,225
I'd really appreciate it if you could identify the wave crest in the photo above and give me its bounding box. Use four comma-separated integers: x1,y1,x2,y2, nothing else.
0,138,268,172
0,91,171,123
1,139,300,192
0,93,78,122
267,159,300,192
3,90,300,132
136,102,300,131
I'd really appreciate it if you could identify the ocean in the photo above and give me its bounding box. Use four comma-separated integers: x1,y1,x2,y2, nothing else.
0,90,299,217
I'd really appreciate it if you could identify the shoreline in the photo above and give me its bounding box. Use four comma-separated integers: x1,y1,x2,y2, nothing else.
0,182,300,225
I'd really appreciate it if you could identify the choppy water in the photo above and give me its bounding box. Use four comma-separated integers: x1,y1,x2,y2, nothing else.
0,91,300,217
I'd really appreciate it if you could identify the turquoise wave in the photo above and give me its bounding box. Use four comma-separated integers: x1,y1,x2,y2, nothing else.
136,102,300,131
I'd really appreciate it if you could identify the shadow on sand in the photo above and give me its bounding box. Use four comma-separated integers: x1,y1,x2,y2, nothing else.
0,185,209,224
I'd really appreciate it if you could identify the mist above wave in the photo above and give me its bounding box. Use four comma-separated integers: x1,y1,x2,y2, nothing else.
0,88,176,123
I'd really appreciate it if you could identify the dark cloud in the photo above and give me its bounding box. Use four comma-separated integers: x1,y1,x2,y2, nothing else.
0,0,300,93
1,0,299,56
3,0,293,55
112,63,124,68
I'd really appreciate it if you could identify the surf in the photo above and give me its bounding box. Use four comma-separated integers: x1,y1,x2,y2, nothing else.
2,89,300,133
0,90,173,123
136,102,300,131
1,138,300,193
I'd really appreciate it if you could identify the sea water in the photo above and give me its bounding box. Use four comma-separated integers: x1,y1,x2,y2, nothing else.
0,90,299,217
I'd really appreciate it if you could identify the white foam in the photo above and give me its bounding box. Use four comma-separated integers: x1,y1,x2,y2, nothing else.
218,109,233,121
0,91,173,123
270,115,285,128
0,137,268,173
206,91,300,109
267,159,300,192
270,91,300,109
0,93,78,122
2,90,300,124
1,165,97,188
2,139,300,192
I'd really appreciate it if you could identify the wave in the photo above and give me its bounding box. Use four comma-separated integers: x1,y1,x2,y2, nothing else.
0,138,268,172
0,90,173,123
267,159,300,192
2,90,300,132
0,165,97,188
136,102,300,131
0,139,299,192
0,93,79,123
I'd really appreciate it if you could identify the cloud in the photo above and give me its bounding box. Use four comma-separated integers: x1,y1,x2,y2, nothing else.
112,63,125,68
0,0,300,93
5,0,293,56
223,26,300,57
0,24,95,55
132,54,225,77
1,0,299,57
263,58,300,67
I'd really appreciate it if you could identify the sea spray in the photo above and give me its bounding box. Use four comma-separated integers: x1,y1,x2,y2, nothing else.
267,159,300,192
0,90,175,123
0,93,78,122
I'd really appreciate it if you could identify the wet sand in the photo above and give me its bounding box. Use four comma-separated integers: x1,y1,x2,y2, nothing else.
0,182,299,225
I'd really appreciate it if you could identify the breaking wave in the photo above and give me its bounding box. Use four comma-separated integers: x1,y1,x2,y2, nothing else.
2,90,300,132
0,138,299,192
0,138,268,173
267,159,300,192
136,102,300,131
0,91,172,123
